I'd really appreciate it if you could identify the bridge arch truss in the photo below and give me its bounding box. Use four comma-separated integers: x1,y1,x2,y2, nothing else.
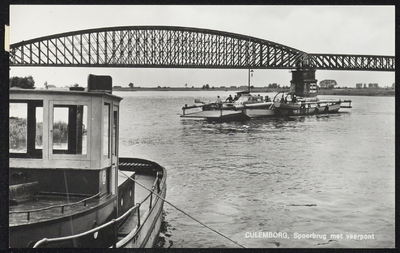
9,26,394,71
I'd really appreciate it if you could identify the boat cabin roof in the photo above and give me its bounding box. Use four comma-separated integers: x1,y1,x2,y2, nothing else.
10,87,122,101
9,79,122,171
236,91,250,96
235,94,264,103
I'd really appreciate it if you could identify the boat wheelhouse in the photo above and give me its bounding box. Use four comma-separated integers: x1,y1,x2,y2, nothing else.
9,75,166,248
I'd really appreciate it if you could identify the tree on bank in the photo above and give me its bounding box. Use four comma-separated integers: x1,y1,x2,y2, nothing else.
128,82,134,88
9,76,35,89
202,84,210,89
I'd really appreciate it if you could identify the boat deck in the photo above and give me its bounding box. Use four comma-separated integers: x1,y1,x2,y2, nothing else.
9,193,108,226
9,171,155,227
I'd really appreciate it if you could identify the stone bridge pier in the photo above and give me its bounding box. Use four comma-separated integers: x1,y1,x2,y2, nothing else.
290,68,318,97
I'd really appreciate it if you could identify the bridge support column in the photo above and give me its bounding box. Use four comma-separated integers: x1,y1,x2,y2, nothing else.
290,68,318,97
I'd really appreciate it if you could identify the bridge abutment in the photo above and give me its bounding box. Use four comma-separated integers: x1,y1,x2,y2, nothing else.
290,68,318,97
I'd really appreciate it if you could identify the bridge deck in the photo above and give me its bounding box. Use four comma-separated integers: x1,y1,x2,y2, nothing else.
9,26,394,71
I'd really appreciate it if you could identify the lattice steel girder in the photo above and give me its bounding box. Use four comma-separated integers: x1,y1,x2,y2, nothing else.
308,54,394,71
9,26,395,71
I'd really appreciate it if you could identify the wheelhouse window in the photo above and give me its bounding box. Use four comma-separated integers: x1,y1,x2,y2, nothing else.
103,103,110,158
52,105,88,155
9,100,43,158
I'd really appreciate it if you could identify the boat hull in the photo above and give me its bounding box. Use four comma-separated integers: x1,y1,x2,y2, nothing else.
313,103,341,114
244,108,275,118
9,196,117,248
116,158,167,248
328,103,341,113
181,109,247,122
274,101,342,116
117,181,166,248
273,101,301,110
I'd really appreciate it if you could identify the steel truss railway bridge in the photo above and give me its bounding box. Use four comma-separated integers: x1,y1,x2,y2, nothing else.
9,26,395,72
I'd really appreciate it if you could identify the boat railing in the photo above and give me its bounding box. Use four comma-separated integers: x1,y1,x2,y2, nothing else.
32,174,162,248
32,202,141,248
148,172,161,210
9,192,101,221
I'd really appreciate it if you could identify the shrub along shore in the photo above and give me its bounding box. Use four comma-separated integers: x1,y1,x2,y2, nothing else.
113,87,395,96
316,88,394,96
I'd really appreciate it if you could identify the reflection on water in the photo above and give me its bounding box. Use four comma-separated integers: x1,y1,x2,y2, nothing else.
115,91,394,248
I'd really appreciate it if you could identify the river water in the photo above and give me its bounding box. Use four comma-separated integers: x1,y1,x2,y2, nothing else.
115,90,395,248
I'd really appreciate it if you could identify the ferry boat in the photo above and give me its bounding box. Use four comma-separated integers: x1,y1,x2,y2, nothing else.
181,90,351,121
181,69,352,121
9,74,167,248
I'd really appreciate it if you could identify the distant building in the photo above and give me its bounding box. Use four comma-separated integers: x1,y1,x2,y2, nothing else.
46,84,56,89
319,80,337,89
356,83,363,89
368,83,379,88
392,83,395,88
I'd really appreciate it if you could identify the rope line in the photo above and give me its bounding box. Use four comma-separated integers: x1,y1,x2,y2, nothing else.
118,170,246,248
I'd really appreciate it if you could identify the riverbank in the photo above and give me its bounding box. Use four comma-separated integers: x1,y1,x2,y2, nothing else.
113,87,395,96
317,88,394,96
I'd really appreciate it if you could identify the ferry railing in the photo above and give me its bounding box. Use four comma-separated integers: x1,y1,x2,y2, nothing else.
182,103,207,115
9,192,101,221
32,175,161,248
182,102,236,116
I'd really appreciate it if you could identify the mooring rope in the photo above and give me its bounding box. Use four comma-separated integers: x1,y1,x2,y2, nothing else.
118,170,246,248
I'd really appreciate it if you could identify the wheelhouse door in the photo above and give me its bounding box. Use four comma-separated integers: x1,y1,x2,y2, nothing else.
111,105,119,194
112,105,119,166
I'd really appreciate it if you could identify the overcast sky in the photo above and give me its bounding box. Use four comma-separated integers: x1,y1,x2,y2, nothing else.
9,5,395,88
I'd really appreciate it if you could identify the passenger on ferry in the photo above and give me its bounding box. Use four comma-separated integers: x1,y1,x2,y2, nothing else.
292,95,297,103
216,96,222,107
265,95,270,102
225,95,233,103
233,95,239,101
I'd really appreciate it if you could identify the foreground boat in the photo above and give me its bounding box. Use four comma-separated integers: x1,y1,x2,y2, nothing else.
9,75,166,248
